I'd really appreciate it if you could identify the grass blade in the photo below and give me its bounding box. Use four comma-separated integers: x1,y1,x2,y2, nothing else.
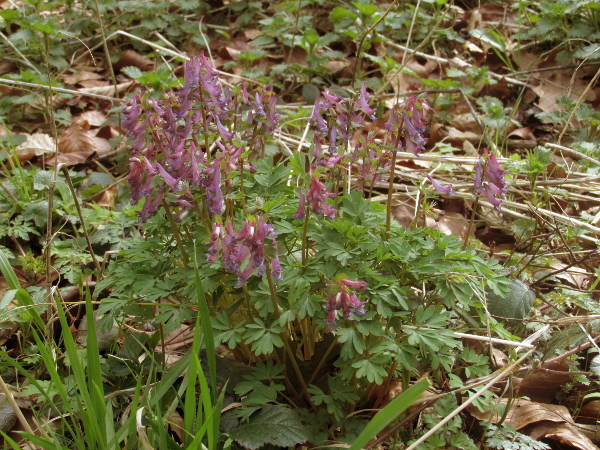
349,378,430,450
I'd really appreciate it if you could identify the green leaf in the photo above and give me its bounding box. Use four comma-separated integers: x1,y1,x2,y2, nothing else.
302,83,320,105
228,405,312,450
589,354,600,377
485,279,535,320
121,66,144,80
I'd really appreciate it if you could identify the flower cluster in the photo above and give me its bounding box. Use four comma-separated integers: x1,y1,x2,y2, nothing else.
475,149,508,210
325,278,368,330
309,82,376,161
351,135,393,192
205,217,283,287
385,95,433,156
123,53,280,222
294,175,337,221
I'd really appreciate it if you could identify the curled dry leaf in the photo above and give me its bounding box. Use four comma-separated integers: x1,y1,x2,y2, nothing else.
528,421,599,449
468,398,599,449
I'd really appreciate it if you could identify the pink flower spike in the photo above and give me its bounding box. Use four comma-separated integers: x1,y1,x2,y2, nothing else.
427,175,454,196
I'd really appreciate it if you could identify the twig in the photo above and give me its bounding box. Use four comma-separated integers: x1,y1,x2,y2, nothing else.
0,77,128,102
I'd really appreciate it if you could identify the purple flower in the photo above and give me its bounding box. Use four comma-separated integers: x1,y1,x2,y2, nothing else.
306,176,337,219
322,278,368,330
385,96,432,155
427,175,454,196
156,162,182,192
339,279,367,291
205,217,283,286
201,160,225,216
484,184,503,210
474,149,508,210
356,83,376,120
474,159,483,193
294,193,306,221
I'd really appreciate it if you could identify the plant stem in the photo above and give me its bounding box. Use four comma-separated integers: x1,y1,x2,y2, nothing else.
301,209,309,266
266,267,317,412
462,194,479,250
162,199,190,268
385,151,398,238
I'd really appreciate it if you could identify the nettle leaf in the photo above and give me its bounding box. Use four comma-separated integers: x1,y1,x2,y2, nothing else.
228,405,313,450
485,279,535,320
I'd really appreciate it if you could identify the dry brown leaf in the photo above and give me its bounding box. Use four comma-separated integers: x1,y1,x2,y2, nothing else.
62,71,104,85
243,28,261,40
93,185,117,209
77,79,110,89
78,110,108,127
508,127,536,141
92,136,112,155
468,398,573,428
529,421,599,450
0,60,16,76
578,400,600,424
515,361,574,403
77,81,134,98
435,212,471,241
15,133,57,161
113,49,155,72
167,411,186,443
58,120,98,154
46,151,96,166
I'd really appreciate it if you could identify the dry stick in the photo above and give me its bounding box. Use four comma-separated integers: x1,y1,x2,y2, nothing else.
351,0,400,88
0,77,128,102
375,7,450,98
405,348,536,450
546,142,600,167
557,64,600,145
94,0,121,128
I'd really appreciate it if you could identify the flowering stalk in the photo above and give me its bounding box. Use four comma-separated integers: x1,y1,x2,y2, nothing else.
463,149,508,249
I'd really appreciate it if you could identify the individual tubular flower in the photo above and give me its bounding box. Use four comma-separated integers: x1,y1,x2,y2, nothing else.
201,159,225,216
324,278,368,330
427,174,454,196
